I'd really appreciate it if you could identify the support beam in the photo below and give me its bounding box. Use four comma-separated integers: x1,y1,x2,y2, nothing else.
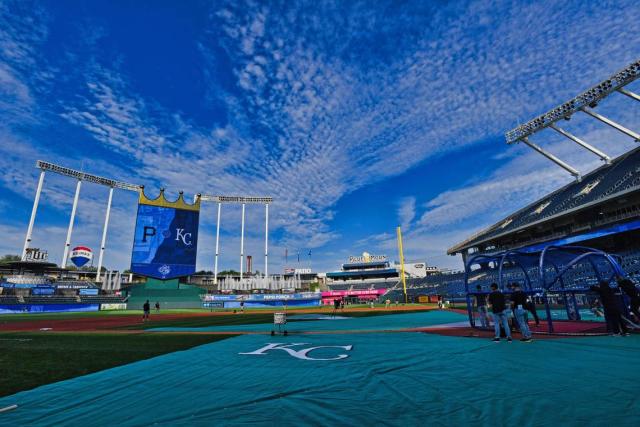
96,187,114,282
264,203,269,281
214,202,221,284
581,107,640,142
22,170,46,260
239,203,245,284
396,227,408,304
549,123,611,163
521,137,581,180
61,180,82,268
617,87,640,103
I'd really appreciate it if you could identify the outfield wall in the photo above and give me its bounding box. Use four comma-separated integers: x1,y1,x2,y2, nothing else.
203,293,321,309
0,304,99,314
125,278,205,310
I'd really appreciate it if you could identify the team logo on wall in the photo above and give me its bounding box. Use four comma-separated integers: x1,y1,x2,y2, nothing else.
130,189,201,280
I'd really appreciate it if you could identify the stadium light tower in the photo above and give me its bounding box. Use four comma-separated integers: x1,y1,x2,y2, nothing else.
96,187,114,281
24,161,273,289
29,160,140,271
200,195,273,286
61,179,82,268
21,170,45,260
505,59,640,179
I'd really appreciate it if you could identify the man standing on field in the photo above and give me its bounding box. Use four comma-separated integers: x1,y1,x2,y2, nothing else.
143,300,151,322
488,283,512,343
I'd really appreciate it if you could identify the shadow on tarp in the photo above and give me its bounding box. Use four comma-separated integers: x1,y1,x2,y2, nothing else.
0,327,639,426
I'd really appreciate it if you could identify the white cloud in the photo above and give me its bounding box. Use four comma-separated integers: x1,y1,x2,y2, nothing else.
397,197,416,231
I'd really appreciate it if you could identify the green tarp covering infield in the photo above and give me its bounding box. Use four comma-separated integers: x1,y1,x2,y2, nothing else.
0,311,639,426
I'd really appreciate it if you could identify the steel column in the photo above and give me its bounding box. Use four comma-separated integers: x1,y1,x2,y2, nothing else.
549,123,611,163
521,137,581,180
22,170,46,260
240,203,245,283
617,87,640,103
214,202,221,284
61,180,82,268
581,107,640,141
96,187,114,281
264,203,269,280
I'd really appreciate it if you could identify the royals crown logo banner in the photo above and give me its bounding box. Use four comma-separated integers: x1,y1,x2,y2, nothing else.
130,189,200,280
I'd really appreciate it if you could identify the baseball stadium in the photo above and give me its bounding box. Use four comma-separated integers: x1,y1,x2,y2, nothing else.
2,3,640,427
1,59,639,426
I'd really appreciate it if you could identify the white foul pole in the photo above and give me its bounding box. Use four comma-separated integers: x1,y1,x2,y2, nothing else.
61,180,82,268
264,203,269,280
22,170,46,260
214,202,221,284
96,187,114,282
240,203,245,283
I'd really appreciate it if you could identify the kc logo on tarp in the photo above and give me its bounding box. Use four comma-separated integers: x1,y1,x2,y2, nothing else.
239,343,353,361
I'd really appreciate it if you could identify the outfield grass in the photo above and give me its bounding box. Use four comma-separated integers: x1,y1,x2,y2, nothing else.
0,303,436,323
0,332,235,397
0,308,210,322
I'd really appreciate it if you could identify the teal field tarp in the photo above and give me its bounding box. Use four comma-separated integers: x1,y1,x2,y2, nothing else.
1,311,639,426
149,310,468,333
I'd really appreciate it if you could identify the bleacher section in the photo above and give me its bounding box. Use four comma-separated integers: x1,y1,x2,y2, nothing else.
327,280,398,292
386,249,640,301
449,147,640,255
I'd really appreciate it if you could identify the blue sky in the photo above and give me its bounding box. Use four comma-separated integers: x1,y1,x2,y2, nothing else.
1,0,640,274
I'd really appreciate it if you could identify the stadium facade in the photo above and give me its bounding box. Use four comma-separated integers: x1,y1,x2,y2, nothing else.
448,145,640,271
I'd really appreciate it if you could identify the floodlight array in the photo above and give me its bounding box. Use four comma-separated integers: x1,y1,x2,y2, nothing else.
506,59,640,144
200,194,273,204
37,160,141,192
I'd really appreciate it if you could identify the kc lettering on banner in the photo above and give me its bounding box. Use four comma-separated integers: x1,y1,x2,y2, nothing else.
175,228,192,245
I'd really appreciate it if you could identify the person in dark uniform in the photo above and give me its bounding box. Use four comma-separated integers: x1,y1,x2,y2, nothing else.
507,284,519,332
526,298,540,326
488,283,512,342
332,298,341,317
510,284,533,342
475,285,489,328
143,300,150,322
240,300,245,313
617,277,640,324
155,301,160,313
590,281,629,335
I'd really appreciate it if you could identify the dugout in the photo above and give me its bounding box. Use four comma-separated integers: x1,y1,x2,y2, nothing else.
465,245,629,333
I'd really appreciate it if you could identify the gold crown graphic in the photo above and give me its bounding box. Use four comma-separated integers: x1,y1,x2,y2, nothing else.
138,188,201,212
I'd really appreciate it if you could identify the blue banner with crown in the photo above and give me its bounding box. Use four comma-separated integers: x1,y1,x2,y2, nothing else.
130,190,200,280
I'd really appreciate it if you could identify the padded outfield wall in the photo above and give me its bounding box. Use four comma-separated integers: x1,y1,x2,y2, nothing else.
0,304,99,314
125,278,205,310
